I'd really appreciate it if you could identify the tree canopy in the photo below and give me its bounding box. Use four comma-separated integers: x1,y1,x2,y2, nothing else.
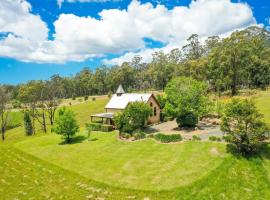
164,77,210,127
221,98,269,155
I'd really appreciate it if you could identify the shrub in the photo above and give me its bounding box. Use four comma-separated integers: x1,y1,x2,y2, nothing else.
209,136,217,141
114,102,152,134
176,111,198,127
23,111,33,136
84,96,88,101
11,99,21,109
134,132,146,140
192,135,201,141
147,133,154,138
86,123,102,131
209,136,221,142
108,91,112,98
72,96,76,100
154,133,182,143
122,133,131,139
101,124,113,132
221,98,269,155
92,97,96,101
222,135,232,143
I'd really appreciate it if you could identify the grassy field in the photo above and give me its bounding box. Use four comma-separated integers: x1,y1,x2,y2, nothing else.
1,90,270,199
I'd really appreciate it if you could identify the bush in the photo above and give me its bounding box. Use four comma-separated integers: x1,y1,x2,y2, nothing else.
192,135,201,141
122,133,131,139
154,133,182,143
222,135,232,143
101,124,113,132
147,133,154,138
134,132,146,140
209,136,221,142
176,111,198,127
86,123,102,131
84,96,88,101
11,99,21,109
23,111,33,136
72,96,76,100
92,97,96,101
114,102,152,134
221,98,269,155
108,91,112,98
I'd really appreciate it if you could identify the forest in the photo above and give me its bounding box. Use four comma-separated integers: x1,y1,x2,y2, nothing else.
1,26,270,101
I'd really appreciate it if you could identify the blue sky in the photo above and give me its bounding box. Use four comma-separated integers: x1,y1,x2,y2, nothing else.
0,0,269,84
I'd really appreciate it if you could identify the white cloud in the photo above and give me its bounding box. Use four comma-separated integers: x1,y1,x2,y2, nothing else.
0,0,257,64
57,0,120,8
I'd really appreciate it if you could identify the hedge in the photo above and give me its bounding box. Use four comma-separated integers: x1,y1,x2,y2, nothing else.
154,133,182,143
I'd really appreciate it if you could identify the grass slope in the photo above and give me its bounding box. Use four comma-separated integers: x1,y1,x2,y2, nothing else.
1,91,270,199
15,132,227,190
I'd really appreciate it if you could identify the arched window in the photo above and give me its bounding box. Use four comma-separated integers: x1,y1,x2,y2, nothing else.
154,107,157,116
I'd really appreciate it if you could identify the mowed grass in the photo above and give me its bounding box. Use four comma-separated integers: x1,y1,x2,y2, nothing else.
254,90,270,126
1,91,270,199
15,132,227,190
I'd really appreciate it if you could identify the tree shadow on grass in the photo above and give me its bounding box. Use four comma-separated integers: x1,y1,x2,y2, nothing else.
59,135,88,145
88,138,98,142
226,143,270,160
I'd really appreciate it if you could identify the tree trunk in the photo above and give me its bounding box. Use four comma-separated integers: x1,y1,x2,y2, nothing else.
1,126,5,141
42,110,47,133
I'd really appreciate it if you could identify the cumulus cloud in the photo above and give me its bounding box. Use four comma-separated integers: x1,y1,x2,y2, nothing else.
57,0,121,8
0,0,257,64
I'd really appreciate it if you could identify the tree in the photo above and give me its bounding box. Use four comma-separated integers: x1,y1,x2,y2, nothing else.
23,111,33,136
164,77,210,127
0,86,11,140
52,108,79,143
43,81,60,125
221,98,269,155
182,34,204,61
18,81,47,133
114,102,152,136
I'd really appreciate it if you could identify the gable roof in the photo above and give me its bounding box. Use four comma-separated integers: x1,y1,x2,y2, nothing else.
105,93,153,109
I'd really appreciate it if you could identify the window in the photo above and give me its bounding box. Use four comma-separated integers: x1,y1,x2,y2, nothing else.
150,102,153,107
154,107,157,116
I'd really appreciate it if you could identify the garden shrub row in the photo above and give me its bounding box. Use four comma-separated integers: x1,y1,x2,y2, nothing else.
209,136,222,142
86,123,113,132
154,133,182,143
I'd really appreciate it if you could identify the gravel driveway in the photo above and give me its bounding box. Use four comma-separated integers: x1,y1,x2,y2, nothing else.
147,120,224,140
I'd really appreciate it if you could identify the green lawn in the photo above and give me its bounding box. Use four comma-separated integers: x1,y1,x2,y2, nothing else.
1,92,270,199
15,132,227,190
254,90,270,126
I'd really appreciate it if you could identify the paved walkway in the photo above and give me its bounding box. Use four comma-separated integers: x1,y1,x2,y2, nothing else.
147,120,223,140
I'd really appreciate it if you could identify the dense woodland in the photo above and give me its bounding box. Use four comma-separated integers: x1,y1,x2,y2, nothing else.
2,26,270,100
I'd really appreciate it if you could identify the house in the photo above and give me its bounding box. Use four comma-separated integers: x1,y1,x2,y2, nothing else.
90,85,161,125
